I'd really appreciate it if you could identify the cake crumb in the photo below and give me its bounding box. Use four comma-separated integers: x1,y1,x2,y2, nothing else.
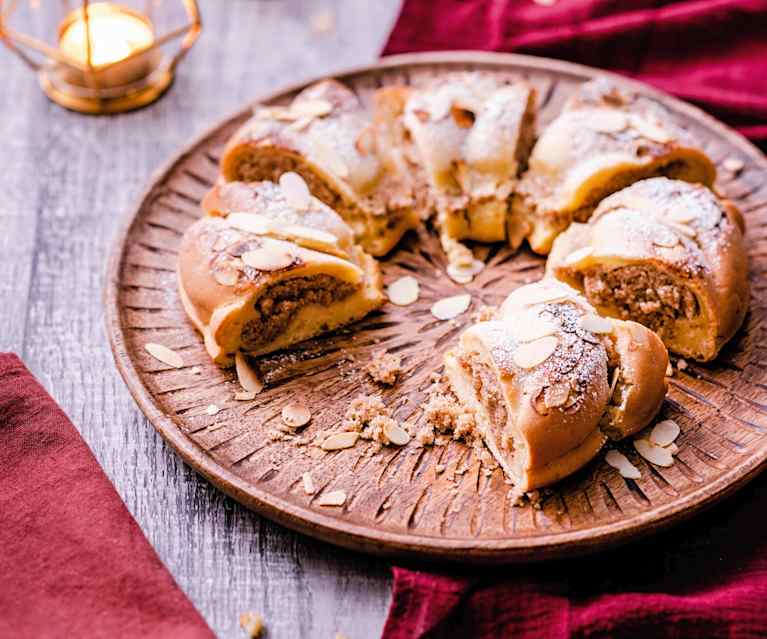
471,304,498,323
366,350,402,385
340,394,406,447
415,425,435,446
435,464,446,474
239,612,264,638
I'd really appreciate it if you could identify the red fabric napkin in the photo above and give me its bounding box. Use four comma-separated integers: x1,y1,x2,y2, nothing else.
383,0,767,143
0,353,214,639
382,2,767,636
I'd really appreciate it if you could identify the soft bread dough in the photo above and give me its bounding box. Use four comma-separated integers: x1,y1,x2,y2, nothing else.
510,78,717,254
178,181,383,366
221,80,421,256
547,177,749,361
444,280,668,491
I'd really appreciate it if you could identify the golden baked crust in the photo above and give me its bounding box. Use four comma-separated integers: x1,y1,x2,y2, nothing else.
220,79,420,256
399,73,537,266
444,280,668,491
178,181,384,366
547,177,749,361
511,78,717,255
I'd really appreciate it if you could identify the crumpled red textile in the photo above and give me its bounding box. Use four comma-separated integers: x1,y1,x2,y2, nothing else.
383,472,767,638
383,0,767,143
0,353,214,639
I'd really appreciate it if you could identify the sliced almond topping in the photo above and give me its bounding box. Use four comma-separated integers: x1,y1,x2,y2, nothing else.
234,391,256,401
206,404,220,416
723,157,744,174
666,362,674,377
282,224,338,247
515,317,559,343
630,117,672,143
578,314,613,334
302,472,315,495
667,221,696,238
289,116,314,132
592,110,628,134
191,366,202,375
633,438,674,467
605,450,641,479
241,243,295,271
383,421,410,446
312,140,349,178
431,294,471,320
513,335,558,369
279,172,312,211
387,276,419,306
282,402,312,428
144,343,183,368
563,246,593,266
668,208,697,224
292,99,334,119
652,233,680,248
235,352,264,394
317,490,346,507
214,267,239,287
544,382,571,408
321,431,359,451
650,419,680,447
226,213,275,235
446,259,484,284
272,107,300,122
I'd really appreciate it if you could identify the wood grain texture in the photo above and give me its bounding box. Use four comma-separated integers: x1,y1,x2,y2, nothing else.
106,53,767,564
0,1,400,637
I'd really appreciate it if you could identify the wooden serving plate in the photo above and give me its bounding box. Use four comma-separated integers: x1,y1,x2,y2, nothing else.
105,52,767,562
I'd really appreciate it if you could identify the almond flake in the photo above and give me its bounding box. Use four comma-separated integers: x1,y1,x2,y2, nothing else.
235,352,264,393
652,234,680,248
282,224,338,247
515,316,559,342
650,419,680,447
667,221,696,238
666,362,674,377
234,391,256,401
563,246,593,266
578,314,613,334
292,99,334,119
446,259,484,284
239,612,264,638
605,450,641,479
289,116,314,132
241,243,295,271
592,110,628,134
383,421,410,446
431,294,471,320
302,472,315,495
227,213,275,235
630,117,672,143
544,382,570,408
191,366,202,375
387,276,419,306
145,342,183,368
514,283,577,307
312,140,349,178
213,266,239,286
321,431,359,451
668,209,697,224
317,490,346,506
271,107,299,122
723,157,744,174
206,404,220,416
513,335,558,369
279,172,312,211
633,438,674,467
282,402,311,428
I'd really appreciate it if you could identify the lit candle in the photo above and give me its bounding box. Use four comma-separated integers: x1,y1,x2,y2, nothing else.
58,2,158,87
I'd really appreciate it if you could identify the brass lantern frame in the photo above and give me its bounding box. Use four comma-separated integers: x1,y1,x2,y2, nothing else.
0,0,201,114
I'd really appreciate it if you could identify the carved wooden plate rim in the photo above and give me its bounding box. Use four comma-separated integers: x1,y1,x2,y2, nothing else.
105,51,767,563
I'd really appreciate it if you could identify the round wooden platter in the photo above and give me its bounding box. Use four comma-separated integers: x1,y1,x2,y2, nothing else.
105,52,767,563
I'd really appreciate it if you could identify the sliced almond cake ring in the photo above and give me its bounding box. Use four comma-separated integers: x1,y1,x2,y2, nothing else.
178,178,384,367
510,78,717,255
547,177,749,362
220,79,421,257
443,280,669,491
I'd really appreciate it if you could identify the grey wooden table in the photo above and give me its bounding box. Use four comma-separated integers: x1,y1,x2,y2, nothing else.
0,1,403,636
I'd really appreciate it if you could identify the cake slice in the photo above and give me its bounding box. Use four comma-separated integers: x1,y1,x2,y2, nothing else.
178,178,383,366
547,177,749,361
220,79,420,256
510,78,717,254
443,280,668,491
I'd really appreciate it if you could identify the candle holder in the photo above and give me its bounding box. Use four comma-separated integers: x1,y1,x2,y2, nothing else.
0,0,201,114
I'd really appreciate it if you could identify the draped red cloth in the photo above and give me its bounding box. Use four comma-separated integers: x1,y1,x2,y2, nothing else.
381,2,767,636
383,0,767,143
0,353,214,639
